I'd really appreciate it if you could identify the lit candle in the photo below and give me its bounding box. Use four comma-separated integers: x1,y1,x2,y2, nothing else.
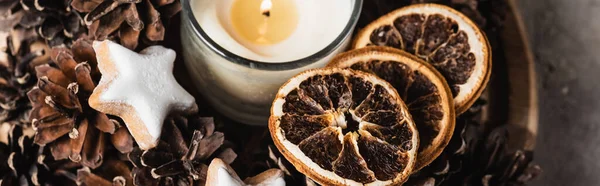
230,0,298,46
182,0,362,125
194,0,353,62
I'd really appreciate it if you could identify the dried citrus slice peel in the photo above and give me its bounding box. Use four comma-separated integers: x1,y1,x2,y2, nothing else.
353,3,491,114
269,68,419,185
328,46,455,171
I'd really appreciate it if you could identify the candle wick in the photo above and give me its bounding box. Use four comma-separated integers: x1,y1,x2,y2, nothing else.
262,10,270,17
260,0,272,17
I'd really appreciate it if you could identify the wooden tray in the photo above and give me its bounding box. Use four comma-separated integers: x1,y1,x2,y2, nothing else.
488,0,538,151
169,0,539,179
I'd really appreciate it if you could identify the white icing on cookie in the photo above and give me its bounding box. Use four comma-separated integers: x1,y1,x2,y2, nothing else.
89,40,196,150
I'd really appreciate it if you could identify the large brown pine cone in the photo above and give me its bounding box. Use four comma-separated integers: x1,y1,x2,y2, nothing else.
74,0,182,50
0,39,49,127
27,38,133,169
1,0,87,47
0,1,54,127
128,116,237,186
406,100,541,186
0,125,79,186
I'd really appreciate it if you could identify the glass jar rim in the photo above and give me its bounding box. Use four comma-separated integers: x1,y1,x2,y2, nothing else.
181,0,363,71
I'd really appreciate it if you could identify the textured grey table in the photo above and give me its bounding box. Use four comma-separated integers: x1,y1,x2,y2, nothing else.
515,0,600,185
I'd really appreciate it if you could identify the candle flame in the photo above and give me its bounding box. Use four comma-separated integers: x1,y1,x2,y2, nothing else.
260,0,272,17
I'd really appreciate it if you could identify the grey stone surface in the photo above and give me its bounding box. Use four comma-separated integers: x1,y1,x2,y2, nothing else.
516,0,600,185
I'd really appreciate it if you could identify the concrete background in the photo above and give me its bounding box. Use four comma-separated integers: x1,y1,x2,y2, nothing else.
516,0,600,185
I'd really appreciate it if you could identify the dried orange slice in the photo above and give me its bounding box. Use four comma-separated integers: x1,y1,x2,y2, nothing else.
328,46,455,171
353,3,491,114
269,68,419,185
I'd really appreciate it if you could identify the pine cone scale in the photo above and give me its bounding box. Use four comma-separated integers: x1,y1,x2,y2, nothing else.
69,40,97,73
18,12,45,29
62,13,84,38
14,50,41,78
68,118,87,161
33,113,73,130
48,137,71,161
76,167,113,185
70,0,102,13
196,131,225,160
0,8,23,33
156,1,180,21
33,121,73,145
34,65,70,87
39,17,64,41
74,63,96,93
37,77,81,112
142,0,164,42
128,148,143,167
92,112,116,134
124,4,143,31
28,103,60,122
152,160,187,178
83,0,121,26
162,117,188,157
132,167,159,186
111,126,133,153
0,0,20,15
141,148,175,167
118,23,141,49
216,148,237,164
53,50,78,81
81,124,105,168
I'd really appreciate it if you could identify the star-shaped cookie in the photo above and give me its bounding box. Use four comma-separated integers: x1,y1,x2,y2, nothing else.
89,40,197,150
206,158,285,186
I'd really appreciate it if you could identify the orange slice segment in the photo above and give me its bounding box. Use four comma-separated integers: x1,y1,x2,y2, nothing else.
353,3,491,114
269,68,419,185
328,46,455,171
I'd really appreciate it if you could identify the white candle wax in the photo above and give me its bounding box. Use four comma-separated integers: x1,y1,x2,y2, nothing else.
185,0,359,125
194,0,352,62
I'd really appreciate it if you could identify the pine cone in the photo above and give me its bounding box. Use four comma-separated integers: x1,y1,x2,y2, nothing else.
0,125,78,186
27,38,134,169
0,1,53,127
74,0,182,50
128,116,237,186
0,39,49,127
241,139,307,185
405,103,475,186
406,99,541,186
473,128,542,186
0,0,23,48
9,0,87,47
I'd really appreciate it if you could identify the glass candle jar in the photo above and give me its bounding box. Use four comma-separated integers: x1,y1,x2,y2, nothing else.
180,0,363,125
